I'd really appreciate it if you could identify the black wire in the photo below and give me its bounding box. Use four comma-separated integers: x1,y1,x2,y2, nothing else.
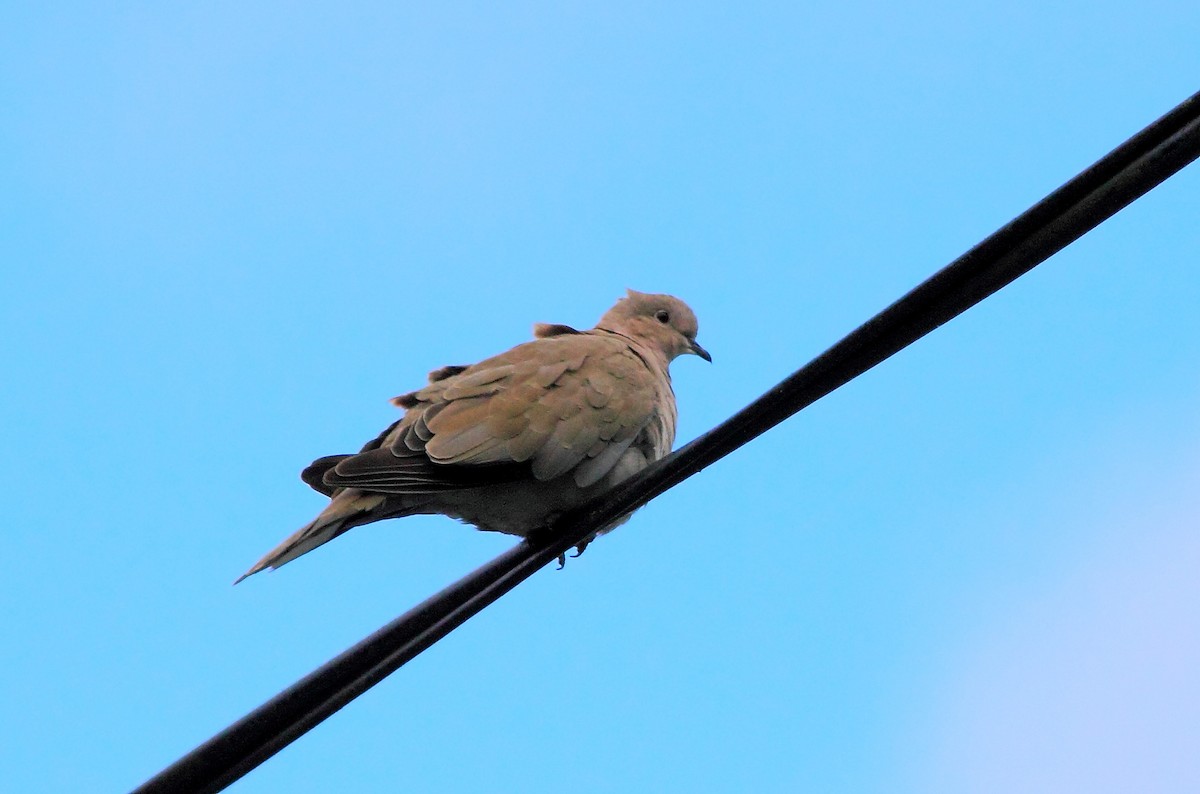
134,89,1200,794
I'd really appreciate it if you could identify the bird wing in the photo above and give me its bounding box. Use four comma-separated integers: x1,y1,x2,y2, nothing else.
320,332,662,495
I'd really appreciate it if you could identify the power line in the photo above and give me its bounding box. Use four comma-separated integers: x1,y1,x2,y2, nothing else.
134,88,1200,794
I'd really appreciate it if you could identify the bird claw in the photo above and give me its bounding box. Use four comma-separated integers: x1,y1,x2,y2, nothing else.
555,538,591,570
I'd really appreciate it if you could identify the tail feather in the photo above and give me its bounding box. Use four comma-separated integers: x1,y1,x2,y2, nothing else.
234,489,388,584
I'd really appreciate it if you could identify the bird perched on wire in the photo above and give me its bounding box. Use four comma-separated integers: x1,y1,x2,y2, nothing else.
236,290,710,583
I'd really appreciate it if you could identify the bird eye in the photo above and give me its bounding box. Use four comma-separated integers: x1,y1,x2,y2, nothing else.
654,309,670,324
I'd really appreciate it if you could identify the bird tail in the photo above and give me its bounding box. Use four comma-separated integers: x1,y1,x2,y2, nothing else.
234,489,388,584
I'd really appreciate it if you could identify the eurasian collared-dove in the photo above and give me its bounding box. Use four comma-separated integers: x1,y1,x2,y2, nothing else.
236,289,709,582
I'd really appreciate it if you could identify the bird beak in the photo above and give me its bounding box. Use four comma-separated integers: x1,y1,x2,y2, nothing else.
689,339,712,363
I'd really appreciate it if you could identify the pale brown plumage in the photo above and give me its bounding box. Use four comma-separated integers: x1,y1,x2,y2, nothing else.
236,290,709,582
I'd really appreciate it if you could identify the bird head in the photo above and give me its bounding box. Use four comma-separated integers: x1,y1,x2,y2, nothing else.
597,289,711,364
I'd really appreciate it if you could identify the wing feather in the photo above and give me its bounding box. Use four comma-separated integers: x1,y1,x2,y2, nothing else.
316,334,663,496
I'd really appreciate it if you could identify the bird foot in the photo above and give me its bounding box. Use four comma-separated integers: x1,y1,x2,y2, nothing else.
555,538,592,570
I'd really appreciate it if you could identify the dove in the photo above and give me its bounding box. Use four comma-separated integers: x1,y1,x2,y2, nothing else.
236,289,710,583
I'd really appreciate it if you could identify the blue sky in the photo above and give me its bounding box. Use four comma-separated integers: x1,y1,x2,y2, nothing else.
3,3,1199,792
